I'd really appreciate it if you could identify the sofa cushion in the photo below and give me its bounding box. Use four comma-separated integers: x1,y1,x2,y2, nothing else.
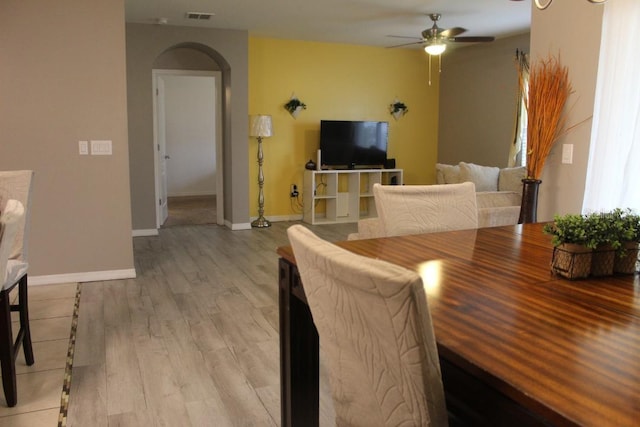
476,191,521,209
478,206,521,228
435,163,461,184
498,166,526,193
459,162,499,192
347,217,384,240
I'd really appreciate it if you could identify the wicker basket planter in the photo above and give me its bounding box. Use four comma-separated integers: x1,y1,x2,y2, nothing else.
614,241,639,275
591,244,616,277
551,243,593,280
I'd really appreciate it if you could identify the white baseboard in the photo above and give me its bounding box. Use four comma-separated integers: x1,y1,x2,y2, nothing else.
133,229,159,237
167,191,216,197
134,216,300,235
226,220,251,230
269,214,303,222
250,214,303,223
29,268,137,286
226,215,302,231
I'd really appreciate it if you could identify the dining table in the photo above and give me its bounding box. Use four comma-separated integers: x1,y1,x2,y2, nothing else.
277,222,640,427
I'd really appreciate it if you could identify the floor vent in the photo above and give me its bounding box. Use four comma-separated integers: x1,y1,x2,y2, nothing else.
185,12,215,20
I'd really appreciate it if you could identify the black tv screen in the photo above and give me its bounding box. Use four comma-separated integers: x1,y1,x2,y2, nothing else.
320,120,388,168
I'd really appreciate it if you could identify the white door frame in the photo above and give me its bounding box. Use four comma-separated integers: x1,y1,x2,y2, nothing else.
152,69,224,228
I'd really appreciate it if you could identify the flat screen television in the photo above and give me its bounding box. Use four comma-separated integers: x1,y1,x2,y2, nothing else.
320,120,388,168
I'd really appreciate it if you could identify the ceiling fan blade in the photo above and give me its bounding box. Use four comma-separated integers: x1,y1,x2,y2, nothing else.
450,36,495,43
386,35,423,40
386,40,425,48
440,27,466,38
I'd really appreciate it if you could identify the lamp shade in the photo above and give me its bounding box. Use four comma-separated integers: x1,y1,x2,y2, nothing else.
250,115,273,138
425,43,446,56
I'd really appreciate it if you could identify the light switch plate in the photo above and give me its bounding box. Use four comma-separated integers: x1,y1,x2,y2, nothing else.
561,144,573,164
79,140,89,155
90,140,112,155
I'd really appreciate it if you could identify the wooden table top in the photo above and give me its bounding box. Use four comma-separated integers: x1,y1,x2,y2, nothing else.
277,223,640,427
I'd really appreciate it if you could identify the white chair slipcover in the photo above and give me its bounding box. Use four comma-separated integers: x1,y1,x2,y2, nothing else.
287,224,448,427
373,182,478,237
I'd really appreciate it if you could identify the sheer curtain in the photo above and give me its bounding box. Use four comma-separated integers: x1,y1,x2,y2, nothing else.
582,0,640,212
508,50,529,167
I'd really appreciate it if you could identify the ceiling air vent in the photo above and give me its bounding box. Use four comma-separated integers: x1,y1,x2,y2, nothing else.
186,12,215,20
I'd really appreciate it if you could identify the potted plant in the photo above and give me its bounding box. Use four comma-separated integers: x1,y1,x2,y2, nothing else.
610,208,640,274
389,100,408,120
585,211,620,276
284,97,306,118
543,213,596,279
519,54,572,224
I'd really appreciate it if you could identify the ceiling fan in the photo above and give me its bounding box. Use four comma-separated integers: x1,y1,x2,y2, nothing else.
387,13,495,55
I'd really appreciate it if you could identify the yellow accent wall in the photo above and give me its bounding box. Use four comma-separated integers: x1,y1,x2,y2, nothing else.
249,37,439,219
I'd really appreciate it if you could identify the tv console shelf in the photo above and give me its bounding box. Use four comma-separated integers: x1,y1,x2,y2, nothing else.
303,169,403,225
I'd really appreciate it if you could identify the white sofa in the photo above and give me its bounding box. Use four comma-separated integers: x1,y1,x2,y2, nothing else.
348,162,525,240
436,162,525,228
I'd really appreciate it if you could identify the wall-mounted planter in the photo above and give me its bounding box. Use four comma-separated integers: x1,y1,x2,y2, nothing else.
389,99,408,120
284,96,307,119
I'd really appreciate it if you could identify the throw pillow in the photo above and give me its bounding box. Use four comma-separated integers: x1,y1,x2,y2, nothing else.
498,166,526,193
435,163,461,184
459,162,499,192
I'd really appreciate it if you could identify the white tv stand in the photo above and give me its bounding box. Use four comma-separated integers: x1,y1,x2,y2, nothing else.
303,169,403,225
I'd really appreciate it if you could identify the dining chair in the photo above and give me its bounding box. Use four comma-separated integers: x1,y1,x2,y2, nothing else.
287,224,448,427
372,182,478,237
0,170,35,407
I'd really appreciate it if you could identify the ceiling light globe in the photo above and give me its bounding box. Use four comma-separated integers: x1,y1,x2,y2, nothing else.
425,43,446,56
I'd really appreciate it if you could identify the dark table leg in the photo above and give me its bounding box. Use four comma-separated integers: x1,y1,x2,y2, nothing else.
279,259,319,427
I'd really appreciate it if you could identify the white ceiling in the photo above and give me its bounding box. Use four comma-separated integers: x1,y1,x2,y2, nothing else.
125,0,531,49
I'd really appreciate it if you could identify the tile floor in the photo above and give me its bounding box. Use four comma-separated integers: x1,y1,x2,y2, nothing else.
0,282,78,427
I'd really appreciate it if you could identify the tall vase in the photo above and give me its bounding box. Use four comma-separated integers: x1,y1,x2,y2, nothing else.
519,178,541,224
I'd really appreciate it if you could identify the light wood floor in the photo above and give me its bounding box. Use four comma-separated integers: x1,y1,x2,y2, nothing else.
164,196,217,227
66,221,356,426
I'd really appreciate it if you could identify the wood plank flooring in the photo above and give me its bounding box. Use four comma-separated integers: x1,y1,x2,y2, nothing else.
67,221,356,426
163,196,217,227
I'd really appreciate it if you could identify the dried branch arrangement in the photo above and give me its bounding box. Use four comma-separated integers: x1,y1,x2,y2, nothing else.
525,54,572,179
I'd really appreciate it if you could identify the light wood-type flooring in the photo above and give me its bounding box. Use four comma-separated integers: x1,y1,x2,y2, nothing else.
163,196,217,227
66,221,356,426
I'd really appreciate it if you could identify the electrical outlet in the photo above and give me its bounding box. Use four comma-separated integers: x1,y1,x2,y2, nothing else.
290,184,299,198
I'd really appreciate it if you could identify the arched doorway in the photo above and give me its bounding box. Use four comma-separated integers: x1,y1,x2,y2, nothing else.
152,45,226,227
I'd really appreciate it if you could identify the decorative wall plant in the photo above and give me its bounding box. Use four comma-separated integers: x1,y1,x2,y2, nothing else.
284,95,307,118
389,99,408,120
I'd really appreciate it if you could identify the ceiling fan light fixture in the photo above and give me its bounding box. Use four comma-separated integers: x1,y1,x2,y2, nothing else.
533,0,607,9
425,43,446,56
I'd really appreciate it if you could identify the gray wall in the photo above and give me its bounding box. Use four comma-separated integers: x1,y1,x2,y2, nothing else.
0,0,134,278
126,24,249,230
531,0,603,221
438,33,531,168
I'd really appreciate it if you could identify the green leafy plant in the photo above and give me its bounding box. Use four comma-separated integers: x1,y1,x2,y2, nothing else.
610,208,640,242
543,213,598,249
584,211,621,250
389,101,408,115
284,97,306,113
544,209,640,251
608,208,640,259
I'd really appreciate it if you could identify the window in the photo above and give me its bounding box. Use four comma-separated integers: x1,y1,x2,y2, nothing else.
509,50,529,168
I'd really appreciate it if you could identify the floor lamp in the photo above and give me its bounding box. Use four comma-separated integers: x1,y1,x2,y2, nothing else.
250,115,273,228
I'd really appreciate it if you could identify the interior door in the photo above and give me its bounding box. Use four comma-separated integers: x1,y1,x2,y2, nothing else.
152,69,224,229
156,76,169,225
